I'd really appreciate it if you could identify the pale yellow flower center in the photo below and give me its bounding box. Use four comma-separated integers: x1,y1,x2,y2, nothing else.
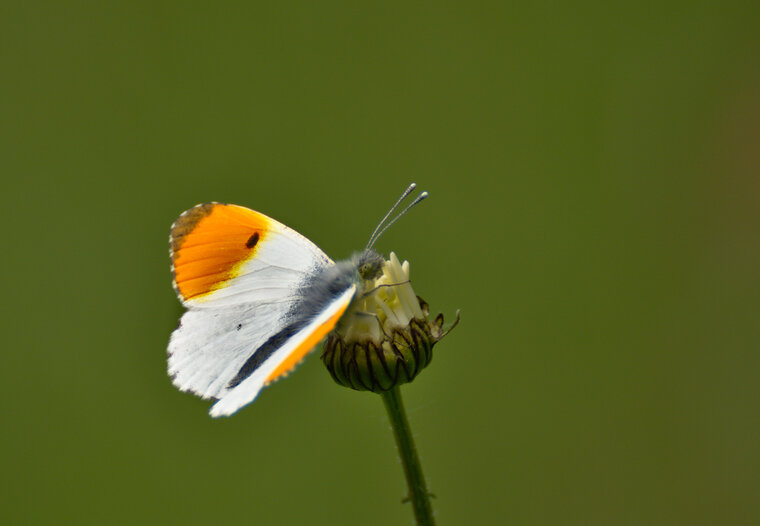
338,252,423,344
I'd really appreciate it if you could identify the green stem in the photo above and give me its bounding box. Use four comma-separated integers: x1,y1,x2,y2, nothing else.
380,386,436,526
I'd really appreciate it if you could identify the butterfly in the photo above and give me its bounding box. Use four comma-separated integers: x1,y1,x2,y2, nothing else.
167,184,428,417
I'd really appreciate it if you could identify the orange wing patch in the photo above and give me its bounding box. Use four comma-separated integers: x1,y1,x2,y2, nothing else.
171,203,271,302
264,299,351,385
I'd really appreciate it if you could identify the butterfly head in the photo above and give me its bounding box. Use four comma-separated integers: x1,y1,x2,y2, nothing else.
354,249,385,281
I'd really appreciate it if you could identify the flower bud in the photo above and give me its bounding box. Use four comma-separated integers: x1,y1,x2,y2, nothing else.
321,253,458,392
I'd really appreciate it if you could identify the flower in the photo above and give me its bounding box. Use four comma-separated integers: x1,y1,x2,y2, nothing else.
321,252,459,392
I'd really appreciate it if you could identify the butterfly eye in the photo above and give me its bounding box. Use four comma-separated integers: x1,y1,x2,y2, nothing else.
359,261,384,280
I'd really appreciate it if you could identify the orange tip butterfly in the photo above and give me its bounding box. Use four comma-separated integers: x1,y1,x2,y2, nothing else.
168,183,428,417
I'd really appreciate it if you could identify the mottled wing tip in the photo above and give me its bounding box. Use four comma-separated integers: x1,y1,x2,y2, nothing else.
170,202,218,255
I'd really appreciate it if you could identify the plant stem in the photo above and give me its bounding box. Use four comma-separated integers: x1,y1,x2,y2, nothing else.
380,385,436,526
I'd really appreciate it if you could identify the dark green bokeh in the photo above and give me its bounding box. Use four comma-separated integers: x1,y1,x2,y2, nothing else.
2,2,758,524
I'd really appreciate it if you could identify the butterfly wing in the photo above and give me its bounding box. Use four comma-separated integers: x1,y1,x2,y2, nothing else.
207,285,355,417
169,301,291,400
168,203,354,416
170,202,332,307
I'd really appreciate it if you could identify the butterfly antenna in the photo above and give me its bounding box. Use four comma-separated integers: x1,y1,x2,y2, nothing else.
366,188,429,249
366,183,417,249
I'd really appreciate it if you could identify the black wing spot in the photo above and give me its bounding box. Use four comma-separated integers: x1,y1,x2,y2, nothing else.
236,323,242,331
246,232,260,249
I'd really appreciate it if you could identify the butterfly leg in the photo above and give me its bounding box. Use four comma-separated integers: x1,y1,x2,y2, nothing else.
360,280,411,298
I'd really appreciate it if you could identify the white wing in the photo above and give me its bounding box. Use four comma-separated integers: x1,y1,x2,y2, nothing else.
168,300,291,399
167,203,340,413
208,285,355,417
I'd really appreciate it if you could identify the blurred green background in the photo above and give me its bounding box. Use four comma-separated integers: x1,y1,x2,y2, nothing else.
2,2,759,525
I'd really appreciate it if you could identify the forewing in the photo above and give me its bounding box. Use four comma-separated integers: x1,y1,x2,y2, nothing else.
170,203,332,308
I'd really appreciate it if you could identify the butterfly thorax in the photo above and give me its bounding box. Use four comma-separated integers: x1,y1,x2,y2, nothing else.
294,250,381,318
